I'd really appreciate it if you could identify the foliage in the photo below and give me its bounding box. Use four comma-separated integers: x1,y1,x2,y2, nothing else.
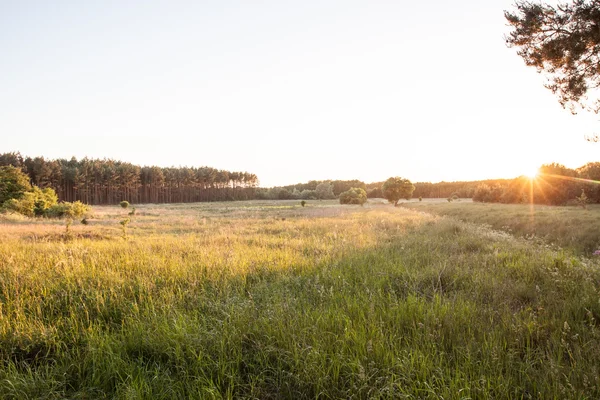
339,187,367,205
315,182,336,199
382,177,415,206
282,179,366,196
300,200,306,207
120,218,131,239
0,166,32,205
119,200,130,209
300,190,317,200
2,187,58,217
505,0,600,112
45,201,91,219
367,187,383,198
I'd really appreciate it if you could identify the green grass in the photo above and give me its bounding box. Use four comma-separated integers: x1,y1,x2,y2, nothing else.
403,200,600,256
1,200,599,398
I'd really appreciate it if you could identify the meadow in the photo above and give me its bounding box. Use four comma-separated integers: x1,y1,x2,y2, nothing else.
403,199,600,256
0,199,599,399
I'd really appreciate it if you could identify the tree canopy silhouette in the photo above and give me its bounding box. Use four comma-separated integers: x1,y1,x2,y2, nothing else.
505,0,600,113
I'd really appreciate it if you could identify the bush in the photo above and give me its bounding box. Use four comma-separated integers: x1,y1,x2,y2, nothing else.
46,201,91,219
120,201,130,209
2,186,58,217
339,188,367,205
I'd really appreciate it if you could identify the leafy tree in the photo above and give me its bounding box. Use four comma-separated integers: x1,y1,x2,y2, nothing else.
505,1,600,112
382,177,415,206
339,188,368,205
0,166,32,204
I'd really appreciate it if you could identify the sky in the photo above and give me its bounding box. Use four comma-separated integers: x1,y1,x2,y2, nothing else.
1,0,599,187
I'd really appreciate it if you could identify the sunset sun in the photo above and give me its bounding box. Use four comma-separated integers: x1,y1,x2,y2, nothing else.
526,168,540,180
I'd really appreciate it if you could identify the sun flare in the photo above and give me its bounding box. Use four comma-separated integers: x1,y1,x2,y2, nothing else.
526,168,540,180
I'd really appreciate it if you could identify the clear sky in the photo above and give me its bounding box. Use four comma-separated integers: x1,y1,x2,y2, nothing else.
1,0,599,187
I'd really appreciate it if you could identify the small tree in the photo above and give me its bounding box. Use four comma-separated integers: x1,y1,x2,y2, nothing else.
119,200,130,209
577,189,589,209
339,188,368,206
120,218,130,239
382,177,415,206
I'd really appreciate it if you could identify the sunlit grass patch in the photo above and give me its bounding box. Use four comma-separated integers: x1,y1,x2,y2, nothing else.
1,200,599,398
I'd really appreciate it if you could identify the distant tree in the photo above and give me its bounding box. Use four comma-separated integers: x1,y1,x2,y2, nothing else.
300,189,317,200
331,180,367,196
382,177,415,206
505,1,600,113
577,162,600,202
315,182,335,199
0,166,32,205
277,188,293,200
339,188,368,205
473,184,491,202
536,163,580,205
367,188,383,198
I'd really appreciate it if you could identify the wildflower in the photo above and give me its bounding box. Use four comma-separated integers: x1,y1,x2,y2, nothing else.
594,250,600,256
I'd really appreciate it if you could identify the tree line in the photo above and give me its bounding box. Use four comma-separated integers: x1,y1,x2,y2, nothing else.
474,163,600,206
0,153,258,205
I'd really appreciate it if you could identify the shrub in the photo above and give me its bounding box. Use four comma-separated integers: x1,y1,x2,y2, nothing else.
339,188,367,205
301,200,306,207
46,201,91,219
120,201,130,209
2,186,58,217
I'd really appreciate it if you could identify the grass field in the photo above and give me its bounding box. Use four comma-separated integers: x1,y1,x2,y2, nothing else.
403,199,600,256
1,200,600,398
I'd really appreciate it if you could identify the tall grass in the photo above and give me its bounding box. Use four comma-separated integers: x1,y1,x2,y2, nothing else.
0,200,599,398
404,200,600,255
